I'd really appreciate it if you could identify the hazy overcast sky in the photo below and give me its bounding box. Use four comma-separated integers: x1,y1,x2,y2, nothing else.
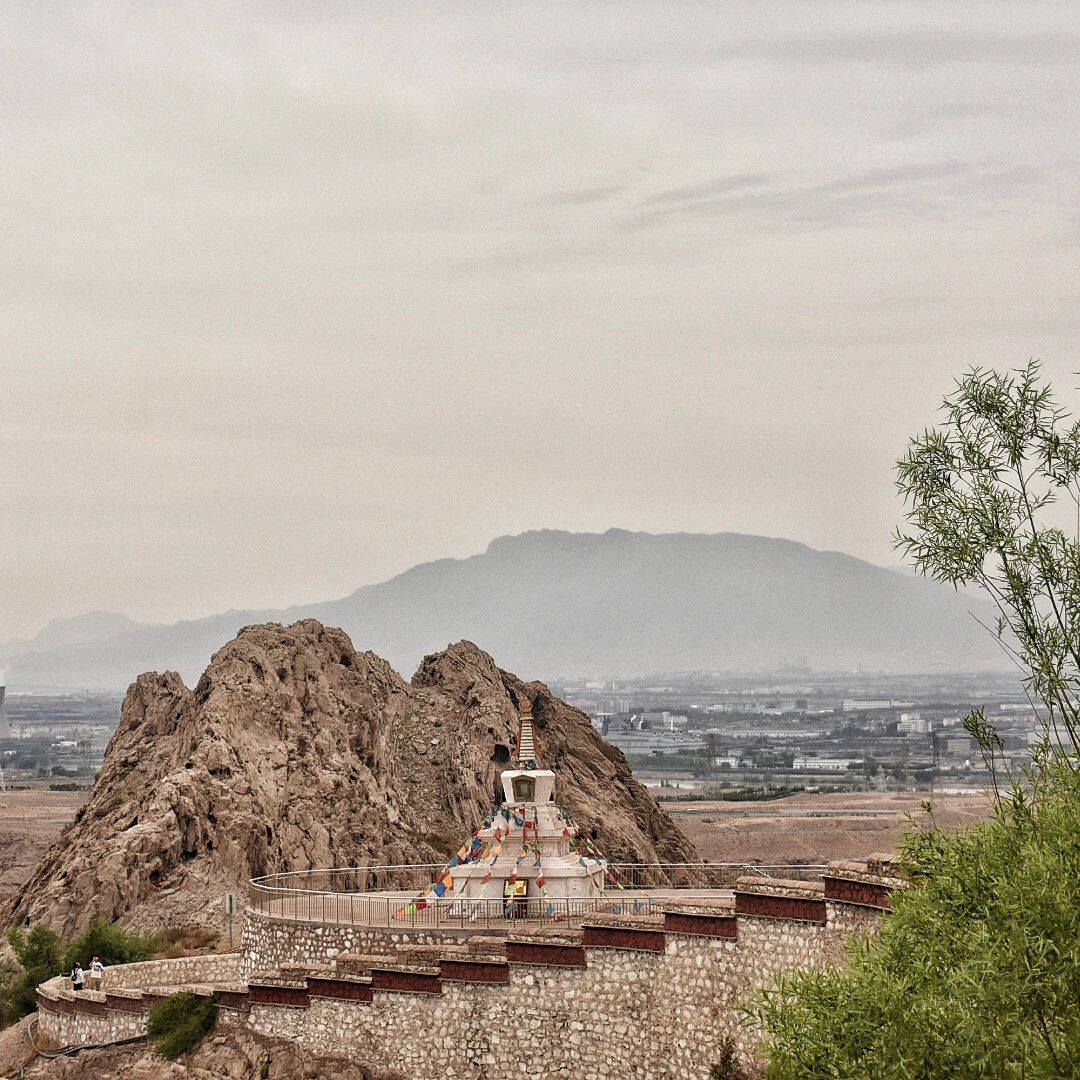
3,2,1079,641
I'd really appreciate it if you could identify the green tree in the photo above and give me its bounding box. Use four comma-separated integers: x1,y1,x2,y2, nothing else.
751,363,1080,1078
61,919,159,971
5,926,63,1021
896,361,1080,772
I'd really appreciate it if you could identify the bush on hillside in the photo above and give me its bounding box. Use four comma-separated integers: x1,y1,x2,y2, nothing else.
4,926,62,1022
750,762,1080,1077
146,990,218,1059
155,924,219,959
709,1036,748,1079
752,363,1080,1078
61,919,159,970
0,919,163,1028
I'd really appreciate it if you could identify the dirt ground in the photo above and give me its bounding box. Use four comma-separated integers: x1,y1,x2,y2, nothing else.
0,790,85,908
0,786,994,910
666,790,993,865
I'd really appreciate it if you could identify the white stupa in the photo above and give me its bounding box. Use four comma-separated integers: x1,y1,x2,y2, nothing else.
444,707,607,905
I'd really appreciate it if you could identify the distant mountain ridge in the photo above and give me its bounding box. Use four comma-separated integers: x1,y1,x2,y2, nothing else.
0,529,1004,689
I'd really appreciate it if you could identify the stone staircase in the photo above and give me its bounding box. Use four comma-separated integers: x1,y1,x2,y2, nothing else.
516,714,536,763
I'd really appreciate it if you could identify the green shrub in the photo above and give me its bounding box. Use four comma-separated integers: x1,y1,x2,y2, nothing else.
8,926,62,988
146,991,217,1060
0,919,166,1029
156,924,220,959
750,762,1080,1078
5,925,63,1022
750,362,1080,1078
62,919,160,970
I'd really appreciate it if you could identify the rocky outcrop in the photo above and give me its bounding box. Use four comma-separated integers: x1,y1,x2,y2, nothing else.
8,621,699,937
23,1026,397,1079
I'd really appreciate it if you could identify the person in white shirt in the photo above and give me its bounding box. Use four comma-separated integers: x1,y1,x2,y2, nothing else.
71,963,84,993
89,956,104,991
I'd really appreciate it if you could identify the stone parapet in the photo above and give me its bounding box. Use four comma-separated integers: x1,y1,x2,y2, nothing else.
733,878,828,924
822,857,908,911
36,865,911,1076
98,952,242,990
662,909,738,940
735,876,825,898
581,923,667,953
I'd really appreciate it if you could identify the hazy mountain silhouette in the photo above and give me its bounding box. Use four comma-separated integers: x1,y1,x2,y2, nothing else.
1,529,1005,689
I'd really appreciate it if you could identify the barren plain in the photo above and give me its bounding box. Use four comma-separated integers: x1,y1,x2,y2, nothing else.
667,789,993,865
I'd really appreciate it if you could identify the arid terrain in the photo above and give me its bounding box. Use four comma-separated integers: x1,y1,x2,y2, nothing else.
0,781,993,922
0,789,85,910
667,789,993,865
6,622,700,937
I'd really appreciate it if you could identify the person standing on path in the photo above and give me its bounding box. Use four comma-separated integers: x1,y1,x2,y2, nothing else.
89,956,104,991
71,963,84,993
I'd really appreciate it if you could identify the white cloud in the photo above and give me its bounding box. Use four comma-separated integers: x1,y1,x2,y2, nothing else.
2,1,1079,639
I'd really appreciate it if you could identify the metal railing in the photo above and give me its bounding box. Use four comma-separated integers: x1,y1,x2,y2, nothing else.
247,862,826,930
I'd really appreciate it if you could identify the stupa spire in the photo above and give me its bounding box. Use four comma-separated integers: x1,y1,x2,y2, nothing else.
399,700,607,912
516,706,537,767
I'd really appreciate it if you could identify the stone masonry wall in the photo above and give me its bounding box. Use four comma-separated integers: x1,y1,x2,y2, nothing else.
35,952,243,1049
243,906,872,1077
242,914,473,978
37,860,902,1077
36,999,146,1049
99,952,244,990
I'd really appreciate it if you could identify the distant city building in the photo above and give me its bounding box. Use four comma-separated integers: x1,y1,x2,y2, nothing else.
604,730,703,756
0,674,9,740
792,756,860,771
898,715,932,734
639,711,689,731
842,699,914,712
721,728,825,740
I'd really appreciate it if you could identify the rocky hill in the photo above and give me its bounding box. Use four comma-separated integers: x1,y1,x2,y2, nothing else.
6,620,697,937
0,529,1004,689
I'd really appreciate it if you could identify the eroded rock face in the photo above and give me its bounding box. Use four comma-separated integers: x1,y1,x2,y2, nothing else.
8,620,698,936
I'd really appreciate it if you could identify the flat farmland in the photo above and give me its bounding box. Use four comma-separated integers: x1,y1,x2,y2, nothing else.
664,790,993,866
0,789,85,906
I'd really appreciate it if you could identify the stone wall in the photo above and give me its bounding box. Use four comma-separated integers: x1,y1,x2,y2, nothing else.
35,952,243,1049
35,996,146,1049
241,912,474,978
242,897,884,1077
37,858,903,1077
99,952,244,990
